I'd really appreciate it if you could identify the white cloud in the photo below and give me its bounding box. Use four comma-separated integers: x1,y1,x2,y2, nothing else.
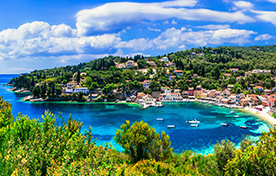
265,0,276,3
171,20,177,24
119,27,256,50
163,20,169,24
254,34,273,41
233,1,254,10
196,24,230,30
75,0,254,35
148,27,161,32
0,21,121,61
252,10,276,26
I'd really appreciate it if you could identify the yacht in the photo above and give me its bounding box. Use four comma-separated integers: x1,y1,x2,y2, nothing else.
167,125,176,128
230,111,234,114
221,123,228,127
156,118,164,121
240,126,247,129
190,124,199,127
186,119,200,124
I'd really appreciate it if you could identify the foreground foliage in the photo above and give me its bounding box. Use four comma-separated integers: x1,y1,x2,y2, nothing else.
0,97,276,175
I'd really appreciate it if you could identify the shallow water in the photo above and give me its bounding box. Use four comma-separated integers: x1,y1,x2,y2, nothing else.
0,74,271,154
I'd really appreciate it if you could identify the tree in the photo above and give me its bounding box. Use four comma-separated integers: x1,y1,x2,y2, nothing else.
114,121,173,163
214,140,235,173
76,70,80,84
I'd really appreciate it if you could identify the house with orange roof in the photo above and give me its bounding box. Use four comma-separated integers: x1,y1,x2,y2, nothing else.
174,70,183,76
146,61,156,67
230,68,239,72
254,86,263,92
267,98,276,107
139,80,150,89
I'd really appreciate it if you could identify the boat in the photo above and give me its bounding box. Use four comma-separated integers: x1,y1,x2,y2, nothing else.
234,115,239,117
155,102,164,107
230,111,234,114
186,119,200,124
190,124,199,127
221,123,228,127
167,125,176,128
156,118,164,121
240,126,247,129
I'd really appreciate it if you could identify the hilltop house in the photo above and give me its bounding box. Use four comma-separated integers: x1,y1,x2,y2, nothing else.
159,57,169,62
146,61,156,67
230,68,239,72
126,60,135,68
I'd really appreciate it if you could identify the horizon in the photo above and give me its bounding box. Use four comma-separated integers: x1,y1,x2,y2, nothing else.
0,0,276,74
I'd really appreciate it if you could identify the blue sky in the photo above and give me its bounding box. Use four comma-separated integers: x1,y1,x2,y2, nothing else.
1,0,276,73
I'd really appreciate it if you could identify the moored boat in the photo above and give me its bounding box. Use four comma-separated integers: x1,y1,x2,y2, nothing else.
167,125,176,128
221,123,228,127
156,118,164,121
240,126,247,129
190,124,199,127
230,111,234,114
155,102,164,107
186,119,200,124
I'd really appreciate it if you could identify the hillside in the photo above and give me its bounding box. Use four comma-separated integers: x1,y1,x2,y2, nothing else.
8,45,276,102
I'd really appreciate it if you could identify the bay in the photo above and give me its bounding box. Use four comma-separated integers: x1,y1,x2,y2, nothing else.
0,74,271,154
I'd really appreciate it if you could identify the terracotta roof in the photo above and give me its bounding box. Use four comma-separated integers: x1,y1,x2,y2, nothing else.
230,68,239,71
174,70,183,73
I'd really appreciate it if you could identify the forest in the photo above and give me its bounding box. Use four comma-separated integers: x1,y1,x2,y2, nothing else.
8,45,276,100
0,97,275,175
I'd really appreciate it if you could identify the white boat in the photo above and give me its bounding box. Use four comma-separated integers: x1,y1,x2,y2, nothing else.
221,123,228,127
230,111,234,114
240,126,247,129
234,115,239,117
156,118,164,121
167,125,176,128
155,102,164,107
186,119,200,124
190,124,199,127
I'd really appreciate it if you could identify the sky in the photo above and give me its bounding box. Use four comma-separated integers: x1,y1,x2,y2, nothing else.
1,0,276,73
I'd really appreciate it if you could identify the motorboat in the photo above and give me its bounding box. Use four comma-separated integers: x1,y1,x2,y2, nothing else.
230,111,234,114
190,124,199,127
167,125,176,128
186,119,200,124
234,115,239,117
240,126,247,129
155,102,164,107
156,118,164,121
221,123,228,127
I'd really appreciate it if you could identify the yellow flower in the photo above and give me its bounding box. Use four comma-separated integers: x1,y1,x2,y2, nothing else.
17,154,22,159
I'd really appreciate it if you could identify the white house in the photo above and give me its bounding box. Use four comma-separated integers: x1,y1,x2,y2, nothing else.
74,87,88,94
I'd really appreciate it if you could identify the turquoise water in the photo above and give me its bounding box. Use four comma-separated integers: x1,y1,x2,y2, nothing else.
0,74,271,154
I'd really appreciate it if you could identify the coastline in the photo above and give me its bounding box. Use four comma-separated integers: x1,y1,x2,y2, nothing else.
164,100,276,127
14,87,276,127
18,98,142,108
238,107,276,127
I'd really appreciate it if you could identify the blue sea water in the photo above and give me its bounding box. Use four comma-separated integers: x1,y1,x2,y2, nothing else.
0,74,271,154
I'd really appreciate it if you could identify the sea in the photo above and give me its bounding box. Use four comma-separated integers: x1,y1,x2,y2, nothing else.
0,74,271,154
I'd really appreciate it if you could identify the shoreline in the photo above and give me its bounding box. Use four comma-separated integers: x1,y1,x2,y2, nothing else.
163,99,276,127
15,89,276,127
18,98,142,108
